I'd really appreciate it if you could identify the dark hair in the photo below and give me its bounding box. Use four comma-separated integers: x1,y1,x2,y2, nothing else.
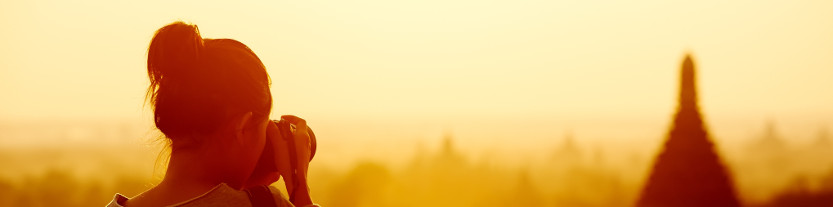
146,21,272,147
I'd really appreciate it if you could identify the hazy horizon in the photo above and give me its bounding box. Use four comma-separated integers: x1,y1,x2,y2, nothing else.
1,0,832,206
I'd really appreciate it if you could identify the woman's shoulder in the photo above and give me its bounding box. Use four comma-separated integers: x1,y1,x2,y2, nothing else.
267,185,296,207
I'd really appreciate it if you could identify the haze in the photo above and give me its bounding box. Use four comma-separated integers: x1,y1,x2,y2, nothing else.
2,0,832,164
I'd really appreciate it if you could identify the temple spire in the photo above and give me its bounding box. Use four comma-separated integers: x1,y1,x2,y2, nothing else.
636,53,739,207
679,54,698,110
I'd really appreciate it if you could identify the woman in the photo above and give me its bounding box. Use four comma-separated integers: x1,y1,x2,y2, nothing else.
107,21,319,207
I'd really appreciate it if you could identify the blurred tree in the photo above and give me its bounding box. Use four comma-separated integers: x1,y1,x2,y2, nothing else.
326,161,393,207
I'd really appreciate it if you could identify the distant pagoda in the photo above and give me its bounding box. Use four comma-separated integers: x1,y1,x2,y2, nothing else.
636,54,740,207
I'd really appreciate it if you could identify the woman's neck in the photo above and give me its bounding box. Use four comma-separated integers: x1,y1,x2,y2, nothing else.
127,146,224,207
162,147,222,188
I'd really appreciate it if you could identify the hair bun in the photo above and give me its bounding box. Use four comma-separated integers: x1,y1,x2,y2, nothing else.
147,21,204,82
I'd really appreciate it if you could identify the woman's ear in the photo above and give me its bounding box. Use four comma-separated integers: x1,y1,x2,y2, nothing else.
232,112,254,144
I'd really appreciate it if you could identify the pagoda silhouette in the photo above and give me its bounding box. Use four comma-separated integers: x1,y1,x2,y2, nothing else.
636,54,740,207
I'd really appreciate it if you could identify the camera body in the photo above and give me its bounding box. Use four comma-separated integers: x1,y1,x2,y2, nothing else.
273,118,317,162
246,118,317,191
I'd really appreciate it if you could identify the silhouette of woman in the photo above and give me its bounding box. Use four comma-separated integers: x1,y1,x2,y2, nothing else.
107,21,319,207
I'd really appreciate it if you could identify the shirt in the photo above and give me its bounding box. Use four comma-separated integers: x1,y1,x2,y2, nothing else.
106,183,319,207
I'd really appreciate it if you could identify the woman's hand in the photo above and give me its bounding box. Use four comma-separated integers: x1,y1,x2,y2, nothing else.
244,115,314,206
271,115,314,206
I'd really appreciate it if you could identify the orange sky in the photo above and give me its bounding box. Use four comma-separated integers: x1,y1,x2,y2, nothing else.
1,0,832,153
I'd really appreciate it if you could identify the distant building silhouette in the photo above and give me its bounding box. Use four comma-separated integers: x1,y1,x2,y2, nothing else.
748,120,788,153
636,54,740,207
552,130,582,164
405,132,468,174
436,132,466,167
814,127,830,147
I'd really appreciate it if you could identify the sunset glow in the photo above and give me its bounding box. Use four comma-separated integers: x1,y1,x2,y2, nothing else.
1,0,832,206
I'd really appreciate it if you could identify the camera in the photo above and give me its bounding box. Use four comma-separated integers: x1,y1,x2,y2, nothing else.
273,118,317,161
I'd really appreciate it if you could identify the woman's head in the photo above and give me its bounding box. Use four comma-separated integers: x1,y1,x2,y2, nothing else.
146,21,272,186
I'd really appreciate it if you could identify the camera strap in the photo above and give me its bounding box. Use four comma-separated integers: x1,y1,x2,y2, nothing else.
244,185,277,207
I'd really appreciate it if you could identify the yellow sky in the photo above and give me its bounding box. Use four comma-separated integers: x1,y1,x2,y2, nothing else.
1,0,832,151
